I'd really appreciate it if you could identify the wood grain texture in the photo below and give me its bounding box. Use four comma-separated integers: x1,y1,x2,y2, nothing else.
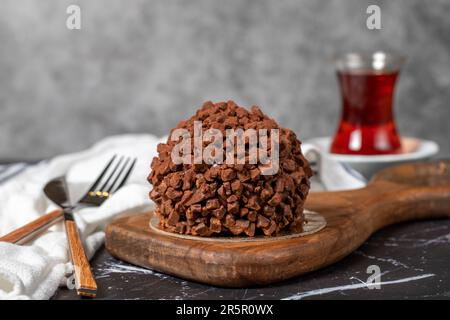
0,209,63,244
105,161,450,287
65,220,97,297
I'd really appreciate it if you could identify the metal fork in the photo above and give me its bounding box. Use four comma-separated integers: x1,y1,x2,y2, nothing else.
0,155,137,244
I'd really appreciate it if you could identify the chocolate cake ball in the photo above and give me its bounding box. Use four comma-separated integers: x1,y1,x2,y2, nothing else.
148,101,312,237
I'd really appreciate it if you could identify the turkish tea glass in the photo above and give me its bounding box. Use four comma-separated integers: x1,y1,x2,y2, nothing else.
331,52,405,155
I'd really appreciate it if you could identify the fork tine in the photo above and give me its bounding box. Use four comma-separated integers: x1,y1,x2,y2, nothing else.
99,156,124,191
86,155,117,193
106,157,130,193
112,158,137,193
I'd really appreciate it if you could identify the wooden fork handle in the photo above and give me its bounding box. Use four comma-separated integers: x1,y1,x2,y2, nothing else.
65,218,97,298
0,209,64,244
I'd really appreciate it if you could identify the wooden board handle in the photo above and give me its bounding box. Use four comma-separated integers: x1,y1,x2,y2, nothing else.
65,219,97,297
0,209,64,244
368,182,450,230
369,161,450,226
320,161,450,234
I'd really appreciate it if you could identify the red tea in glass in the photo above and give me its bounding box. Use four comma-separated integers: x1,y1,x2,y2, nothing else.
331,52,405,155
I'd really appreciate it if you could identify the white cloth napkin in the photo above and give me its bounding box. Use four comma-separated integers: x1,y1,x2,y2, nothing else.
0,135,364,300
0,134,162,299
302,143,367,191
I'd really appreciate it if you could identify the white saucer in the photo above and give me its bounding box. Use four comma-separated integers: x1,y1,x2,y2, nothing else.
305,137,439,179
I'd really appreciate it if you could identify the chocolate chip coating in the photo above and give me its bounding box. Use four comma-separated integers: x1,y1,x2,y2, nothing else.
148,101,312,237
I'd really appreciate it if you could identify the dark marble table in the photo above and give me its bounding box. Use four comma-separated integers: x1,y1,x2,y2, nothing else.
53,217,450,300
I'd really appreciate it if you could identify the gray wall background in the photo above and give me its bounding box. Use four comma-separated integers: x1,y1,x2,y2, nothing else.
0,0,449,160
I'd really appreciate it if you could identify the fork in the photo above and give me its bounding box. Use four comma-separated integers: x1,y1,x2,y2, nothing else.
0,155,137,245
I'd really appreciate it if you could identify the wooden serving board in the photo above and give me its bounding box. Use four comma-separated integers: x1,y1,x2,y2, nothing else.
105,161,450,287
